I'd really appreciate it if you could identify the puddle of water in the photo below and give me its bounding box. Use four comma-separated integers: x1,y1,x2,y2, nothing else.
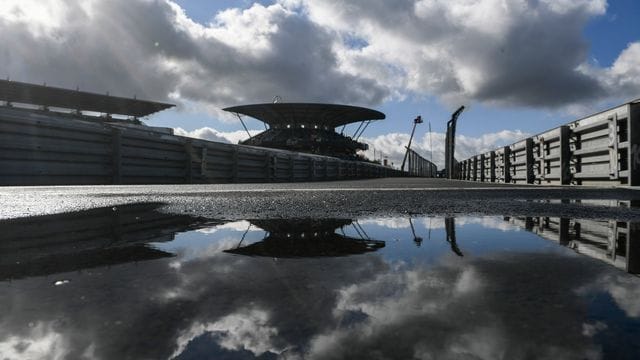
1,205,640,359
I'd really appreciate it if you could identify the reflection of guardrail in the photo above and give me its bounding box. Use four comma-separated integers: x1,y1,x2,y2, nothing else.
458,99,640,186
504,211,640,275
0,107,402,185
405,148,437,177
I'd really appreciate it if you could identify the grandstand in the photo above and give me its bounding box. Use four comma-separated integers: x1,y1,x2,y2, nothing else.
223,103,385,160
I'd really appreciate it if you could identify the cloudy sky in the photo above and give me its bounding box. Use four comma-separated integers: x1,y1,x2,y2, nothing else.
1,0,639,167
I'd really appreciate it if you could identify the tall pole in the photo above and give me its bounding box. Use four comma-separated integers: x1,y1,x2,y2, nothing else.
445,106,465,179
401,116,423,172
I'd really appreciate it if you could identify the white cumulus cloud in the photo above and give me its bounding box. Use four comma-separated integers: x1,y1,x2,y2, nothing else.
359,129,528,168
174,127,260,144
0,0,637,119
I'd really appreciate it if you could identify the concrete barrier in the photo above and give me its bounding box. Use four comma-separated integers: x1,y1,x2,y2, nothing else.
0,106,405,185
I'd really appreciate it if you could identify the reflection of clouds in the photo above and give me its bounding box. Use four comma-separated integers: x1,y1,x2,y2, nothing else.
419,217,446,231
307,255,607,360
358,217,447,231
311,263,496,359
195,220,254,234
334,266,483,323
0,248,388,359
444,326,506,360
173,309,284,358
358,218,411,229
165,236,252,261
0,323,71,360
582,321,608,337
582,274,640,318
357,217,519,236
455,217,521,232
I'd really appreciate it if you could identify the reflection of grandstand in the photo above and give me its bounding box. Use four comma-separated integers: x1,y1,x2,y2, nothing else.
224,218,385,258
223,103,385,160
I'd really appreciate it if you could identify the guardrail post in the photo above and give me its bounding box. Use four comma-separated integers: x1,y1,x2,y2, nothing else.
629,103,640,186
504,146,511,183
184,139,193,184
469,159,473,180
608,114,620,180
480,154,485,182
627,221,640,273
538,137,545,182
558,218,570,245
464,160,468,180
559,125,571,185
111,128,122,185
472,156,478,181
465,160,469,180
490,151,496,182
525,138,534,184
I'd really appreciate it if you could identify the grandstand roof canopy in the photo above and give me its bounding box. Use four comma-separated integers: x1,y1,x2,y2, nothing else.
0,79,174,117
223,103,385,128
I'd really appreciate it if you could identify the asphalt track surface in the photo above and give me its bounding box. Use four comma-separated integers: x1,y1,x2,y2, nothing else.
3,178,640,220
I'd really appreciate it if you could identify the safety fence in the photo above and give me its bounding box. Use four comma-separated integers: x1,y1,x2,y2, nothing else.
405,148,437,177
458,99,640,186
504,203,640,274
0,107,404,186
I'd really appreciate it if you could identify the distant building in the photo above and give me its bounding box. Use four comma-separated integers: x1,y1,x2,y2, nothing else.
223,103,385,160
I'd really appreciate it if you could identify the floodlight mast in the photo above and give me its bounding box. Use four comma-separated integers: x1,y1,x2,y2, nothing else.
401,115,423,172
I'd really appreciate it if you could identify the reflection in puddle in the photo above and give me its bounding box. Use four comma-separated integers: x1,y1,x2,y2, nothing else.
0,203,211,281
224,219,385,258
505,216,640,274
1,205,640,359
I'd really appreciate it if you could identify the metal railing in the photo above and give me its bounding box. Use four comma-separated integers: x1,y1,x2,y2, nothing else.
504,202,640,274
405,148,437,177
0,107,402,185
458,99,640,186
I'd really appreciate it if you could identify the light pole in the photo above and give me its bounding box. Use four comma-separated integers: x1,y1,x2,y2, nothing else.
445,106,465,179
401,115,423,172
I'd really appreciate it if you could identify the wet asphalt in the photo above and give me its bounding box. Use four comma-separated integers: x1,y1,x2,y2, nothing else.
3,178,640,221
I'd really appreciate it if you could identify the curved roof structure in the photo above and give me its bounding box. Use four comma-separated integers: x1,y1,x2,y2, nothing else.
223,103,385,128
223,219,385,258
0,79,174,117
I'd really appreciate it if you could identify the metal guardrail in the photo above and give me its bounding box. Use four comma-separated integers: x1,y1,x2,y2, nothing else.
405,148,437,177
0,107,403,185
459,99,640,186
504,202,640,274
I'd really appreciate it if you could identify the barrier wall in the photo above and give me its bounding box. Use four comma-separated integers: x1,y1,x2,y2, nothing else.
0,107,405,186
459,100,640,186
504,201,640,274
405,148,437,177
